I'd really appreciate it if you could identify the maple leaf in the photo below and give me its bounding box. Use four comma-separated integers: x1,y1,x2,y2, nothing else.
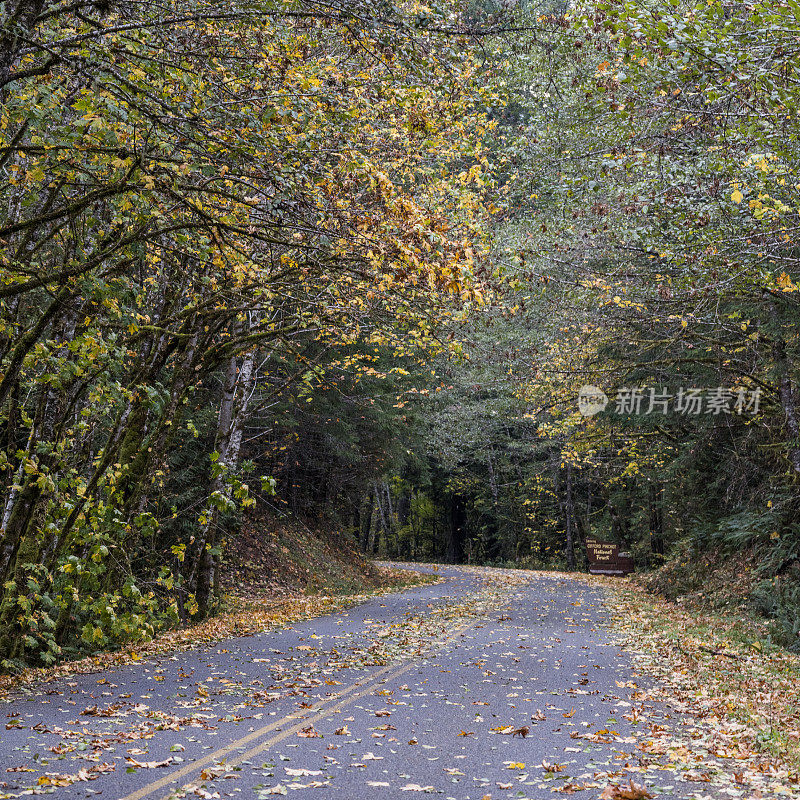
184,786,220,799
557,783,587,794
490,725,515,734
37,775,75,787
599,780,654,800
125,757,174,769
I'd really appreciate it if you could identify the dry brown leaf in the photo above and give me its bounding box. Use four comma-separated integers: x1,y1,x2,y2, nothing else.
125,757,174,769
599,780,654,800
37,775,74,787
556,783,587,794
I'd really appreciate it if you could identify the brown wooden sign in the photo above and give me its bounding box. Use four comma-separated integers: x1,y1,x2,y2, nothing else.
586,538,634,575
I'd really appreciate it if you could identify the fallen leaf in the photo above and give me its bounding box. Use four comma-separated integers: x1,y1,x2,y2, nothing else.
125,757,174,769
599,780,654,800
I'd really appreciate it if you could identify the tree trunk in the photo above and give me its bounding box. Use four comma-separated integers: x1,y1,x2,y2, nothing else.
191,333,256,619
769,299,800,476
649,481,665,558
564,461,576,570
446,494,466,564
360,487,374,553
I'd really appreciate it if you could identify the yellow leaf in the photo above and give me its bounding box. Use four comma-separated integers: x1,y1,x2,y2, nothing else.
731,189,743,204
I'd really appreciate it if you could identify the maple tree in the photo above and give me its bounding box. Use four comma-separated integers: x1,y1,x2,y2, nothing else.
3,0,800,670
351,0,800,654
0,0,495,665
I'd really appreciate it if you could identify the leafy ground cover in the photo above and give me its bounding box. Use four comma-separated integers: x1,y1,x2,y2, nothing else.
602,575,800,795
0,522,435,698
1,565,799,799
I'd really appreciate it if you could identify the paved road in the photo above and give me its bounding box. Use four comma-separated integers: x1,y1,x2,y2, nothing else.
0,566,741,799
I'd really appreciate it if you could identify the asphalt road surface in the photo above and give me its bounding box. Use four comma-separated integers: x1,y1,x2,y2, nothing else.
0,565,750,799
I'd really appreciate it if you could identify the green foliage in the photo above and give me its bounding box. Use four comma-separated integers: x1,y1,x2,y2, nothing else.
751,574,800,652
4,0,800,668
0,0,493,666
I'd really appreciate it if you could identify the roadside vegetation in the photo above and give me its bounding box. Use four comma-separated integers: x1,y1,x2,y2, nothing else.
2,0,800,674
607,576,800,772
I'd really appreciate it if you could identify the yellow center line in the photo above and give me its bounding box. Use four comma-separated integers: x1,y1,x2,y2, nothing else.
118,621,474,800
221,658,421,769
116,662,397,800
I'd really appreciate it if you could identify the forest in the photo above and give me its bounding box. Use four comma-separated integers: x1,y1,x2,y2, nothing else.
1,0,799,669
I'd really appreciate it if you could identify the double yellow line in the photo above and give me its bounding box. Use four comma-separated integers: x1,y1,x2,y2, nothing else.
119,621,473,800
